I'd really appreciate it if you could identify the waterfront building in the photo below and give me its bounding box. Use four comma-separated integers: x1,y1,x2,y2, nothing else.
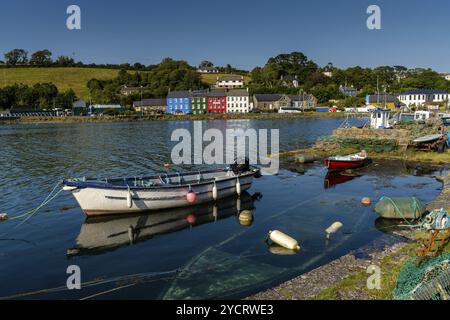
216,75,244,89
252,94,291,111
167,91,191,114
398,89,450,109
207,89,227,113
133,99,166,114
226,89,251,113
190,90,208,115
253,93,317,111
289,94,317,110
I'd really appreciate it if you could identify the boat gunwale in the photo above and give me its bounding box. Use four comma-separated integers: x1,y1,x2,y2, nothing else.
63,168,258,191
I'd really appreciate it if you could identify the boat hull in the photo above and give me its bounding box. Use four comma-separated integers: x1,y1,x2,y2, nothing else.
68,173,255,216
324,159,368,171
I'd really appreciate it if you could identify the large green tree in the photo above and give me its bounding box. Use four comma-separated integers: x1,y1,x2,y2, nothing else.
30,49,53,66
4,49,28,65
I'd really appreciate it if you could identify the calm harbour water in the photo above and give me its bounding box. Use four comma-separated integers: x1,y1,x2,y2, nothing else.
0,118,444,299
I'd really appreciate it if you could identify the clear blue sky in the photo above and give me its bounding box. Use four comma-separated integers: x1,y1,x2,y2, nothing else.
1,0,450,71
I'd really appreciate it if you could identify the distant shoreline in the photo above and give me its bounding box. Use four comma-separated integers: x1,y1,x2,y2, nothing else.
0,112,357,125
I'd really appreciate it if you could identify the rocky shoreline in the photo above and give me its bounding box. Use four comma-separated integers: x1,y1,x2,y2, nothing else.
247,175,450,300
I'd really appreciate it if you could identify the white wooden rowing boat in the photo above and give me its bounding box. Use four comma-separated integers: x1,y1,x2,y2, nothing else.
63,166,260,216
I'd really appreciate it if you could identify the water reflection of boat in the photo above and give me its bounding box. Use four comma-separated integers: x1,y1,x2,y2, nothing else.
67,192,258,257
324,172,360,189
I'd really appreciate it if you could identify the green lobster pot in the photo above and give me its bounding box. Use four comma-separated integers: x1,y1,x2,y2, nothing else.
374,196,426,220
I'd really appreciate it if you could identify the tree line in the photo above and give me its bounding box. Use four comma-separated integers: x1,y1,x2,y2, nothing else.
0,83,77,110
2,49,450,109
248,52,450,105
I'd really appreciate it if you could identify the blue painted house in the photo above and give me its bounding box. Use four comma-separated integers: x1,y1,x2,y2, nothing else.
167,90,191,114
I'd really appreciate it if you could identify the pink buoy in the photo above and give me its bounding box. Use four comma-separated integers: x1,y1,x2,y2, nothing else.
186,191,197,203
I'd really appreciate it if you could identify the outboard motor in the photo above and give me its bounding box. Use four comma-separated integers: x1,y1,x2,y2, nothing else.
230,158,250,175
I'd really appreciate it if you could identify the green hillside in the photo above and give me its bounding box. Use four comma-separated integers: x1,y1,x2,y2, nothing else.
0,67,121,100
0,67,252,101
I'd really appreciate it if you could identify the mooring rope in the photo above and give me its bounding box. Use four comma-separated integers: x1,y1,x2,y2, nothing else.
0,269,180,300
5,181,62,222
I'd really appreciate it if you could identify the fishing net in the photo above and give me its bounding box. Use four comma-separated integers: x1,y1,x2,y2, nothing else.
393,253,450,300
161,248,288,300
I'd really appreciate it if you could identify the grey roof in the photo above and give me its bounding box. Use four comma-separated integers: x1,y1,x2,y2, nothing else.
191,89,209,97
253,94,283,102
226,89,249,97
288,94,311,101
167,90,191,98
208,89,227,97
73,100,86,108
400,89,449,95
218,75,243,82
133,99,166,107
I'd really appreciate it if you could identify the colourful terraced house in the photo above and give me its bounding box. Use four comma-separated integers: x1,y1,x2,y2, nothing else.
190,90,208,115
207,89,227,113
167,90,191,114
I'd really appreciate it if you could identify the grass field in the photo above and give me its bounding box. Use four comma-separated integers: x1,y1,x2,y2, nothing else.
0,68,252,100
0,67,122,99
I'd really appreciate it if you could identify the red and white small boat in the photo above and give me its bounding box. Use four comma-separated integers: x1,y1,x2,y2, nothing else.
324,151,370,171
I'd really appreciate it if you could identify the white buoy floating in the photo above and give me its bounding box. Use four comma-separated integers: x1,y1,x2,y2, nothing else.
127,189,133,209
268,230,300,251
325,221,343,239
0,213,8,221
236,178,241,196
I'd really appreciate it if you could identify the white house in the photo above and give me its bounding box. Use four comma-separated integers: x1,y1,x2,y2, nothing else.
440,73,450,81
216,75,244,89
197,66,219,74
398,89,450,108
226,89,251,113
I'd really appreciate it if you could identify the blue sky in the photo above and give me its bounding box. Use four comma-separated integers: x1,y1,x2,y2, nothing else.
1,0,450,71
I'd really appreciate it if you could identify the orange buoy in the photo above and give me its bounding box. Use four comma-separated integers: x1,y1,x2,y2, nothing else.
186,191,197,203
163,163,171,168
361,197,372,206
